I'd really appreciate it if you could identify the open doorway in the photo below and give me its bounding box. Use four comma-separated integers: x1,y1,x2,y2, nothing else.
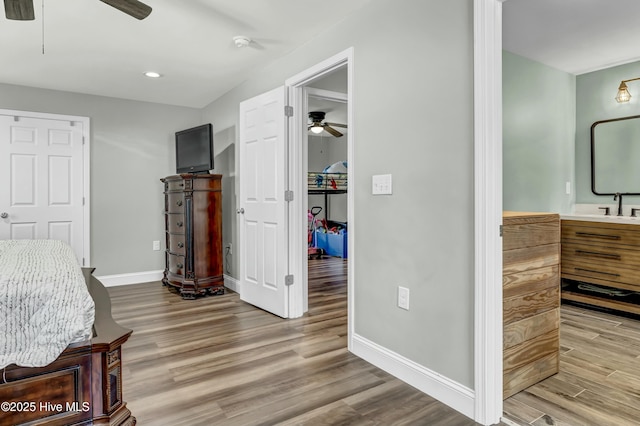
305,80,349,315
284,49,353,331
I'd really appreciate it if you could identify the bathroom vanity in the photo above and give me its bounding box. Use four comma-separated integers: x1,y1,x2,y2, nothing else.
502,212,560,399
561,216,640,315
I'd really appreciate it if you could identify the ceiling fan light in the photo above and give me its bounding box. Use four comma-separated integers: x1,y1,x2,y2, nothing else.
616,81,631,103
310,125,324,134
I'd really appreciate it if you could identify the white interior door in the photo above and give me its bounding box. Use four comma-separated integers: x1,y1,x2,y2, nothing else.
238,86,289,318
0,111,89,264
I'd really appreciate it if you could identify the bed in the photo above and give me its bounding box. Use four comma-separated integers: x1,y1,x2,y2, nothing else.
0,240,135,426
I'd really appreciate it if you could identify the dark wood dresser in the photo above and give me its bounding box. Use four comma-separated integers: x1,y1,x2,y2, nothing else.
161,173,223,299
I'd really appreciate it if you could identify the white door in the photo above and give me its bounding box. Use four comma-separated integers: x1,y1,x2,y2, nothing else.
238,86,289,318
0,111,89,264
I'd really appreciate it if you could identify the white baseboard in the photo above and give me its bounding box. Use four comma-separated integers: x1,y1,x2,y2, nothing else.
96,271,241,292
96,270,164,287
224,274,240,293
351,333,475,421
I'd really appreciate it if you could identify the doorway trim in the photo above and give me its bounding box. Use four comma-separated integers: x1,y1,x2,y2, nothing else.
474,0,504,424
284,48,354,342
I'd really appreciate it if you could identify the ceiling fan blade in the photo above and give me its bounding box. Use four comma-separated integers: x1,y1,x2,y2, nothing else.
325,121,348,129
99,0,152,20
4,0,34,20
324,125,344,138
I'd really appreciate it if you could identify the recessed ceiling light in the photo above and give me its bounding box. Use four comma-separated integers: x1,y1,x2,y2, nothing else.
233,35,251,48
144,71,162,78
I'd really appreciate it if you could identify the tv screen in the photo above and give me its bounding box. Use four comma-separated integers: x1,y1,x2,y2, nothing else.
175,123,214,174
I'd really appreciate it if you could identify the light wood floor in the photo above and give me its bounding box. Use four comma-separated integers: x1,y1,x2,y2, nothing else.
504,302,640,426
108,258,485,426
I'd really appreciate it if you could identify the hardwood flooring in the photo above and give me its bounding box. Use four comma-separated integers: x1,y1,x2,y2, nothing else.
504,302,640,426
108,258,484,426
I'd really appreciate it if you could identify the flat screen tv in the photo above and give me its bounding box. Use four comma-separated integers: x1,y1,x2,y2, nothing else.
175,123,214,174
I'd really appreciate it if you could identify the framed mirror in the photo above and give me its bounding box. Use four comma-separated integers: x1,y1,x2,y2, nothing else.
591,114,640,195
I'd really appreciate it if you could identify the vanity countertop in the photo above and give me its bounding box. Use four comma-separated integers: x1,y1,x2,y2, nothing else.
561,204,640,224
560,214,640,225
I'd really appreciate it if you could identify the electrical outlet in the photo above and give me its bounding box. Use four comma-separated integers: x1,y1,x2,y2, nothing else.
398,286,410,310
565,181,571,195
152,240,160,251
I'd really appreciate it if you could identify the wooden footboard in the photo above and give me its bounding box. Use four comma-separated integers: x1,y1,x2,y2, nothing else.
0,269,134,426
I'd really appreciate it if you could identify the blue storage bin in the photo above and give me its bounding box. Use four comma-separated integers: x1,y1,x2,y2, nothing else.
315,230,348,258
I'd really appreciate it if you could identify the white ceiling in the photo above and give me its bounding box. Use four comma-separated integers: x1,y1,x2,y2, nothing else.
5,1,635,110
0,0,372,108
504,0,640,75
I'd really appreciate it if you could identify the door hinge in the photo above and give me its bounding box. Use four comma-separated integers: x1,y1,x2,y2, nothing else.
285,274,294,286
82,136,85,145
285,190,294,202
499,225,503,237
82,197,85,206
82,257,85,266
284,105,293,117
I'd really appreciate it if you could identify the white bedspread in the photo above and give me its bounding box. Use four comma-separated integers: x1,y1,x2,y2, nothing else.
0,240,95,369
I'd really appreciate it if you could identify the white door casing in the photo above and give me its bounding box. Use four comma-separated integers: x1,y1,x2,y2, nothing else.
238,86,289,318
0,110,90,265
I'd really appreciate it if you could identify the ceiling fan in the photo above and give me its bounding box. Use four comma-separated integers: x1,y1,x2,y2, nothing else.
308,111,347,138
4,0,152,20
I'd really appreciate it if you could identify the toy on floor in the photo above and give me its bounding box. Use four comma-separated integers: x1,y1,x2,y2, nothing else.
308,206,324,259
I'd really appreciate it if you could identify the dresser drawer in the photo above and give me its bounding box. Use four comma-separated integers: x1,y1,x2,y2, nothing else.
165,179,186,192
562,259,640,290
168,234,186,255
562,220,640,247
167,214,186,234
561,242,640,269
167,254,186,276
167,194,185,214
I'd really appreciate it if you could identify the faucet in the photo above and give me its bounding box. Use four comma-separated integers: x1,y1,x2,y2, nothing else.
614,192,623,216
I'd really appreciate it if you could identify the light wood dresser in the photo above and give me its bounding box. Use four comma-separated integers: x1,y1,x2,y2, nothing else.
502,211,560,399
561,219,640,315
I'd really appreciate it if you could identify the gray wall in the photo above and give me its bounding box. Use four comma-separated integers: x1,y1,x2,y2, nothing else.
202,0,475,388
0,82,202,275
576,60,640,206
502,51,576,214
0,0,476,391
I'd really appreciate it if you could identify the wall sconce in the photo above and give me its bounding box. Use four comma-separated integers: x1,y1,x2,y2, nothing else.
616,77,640,102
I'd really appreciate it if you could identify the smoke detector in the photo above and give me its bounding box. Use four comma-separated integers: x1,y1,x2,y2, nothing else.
233,36,251,48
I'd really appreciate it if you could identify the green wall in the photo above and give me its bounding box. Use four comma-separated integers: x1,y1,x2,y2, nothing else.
502,51,576,214
576,61,640,206
504,52,640,213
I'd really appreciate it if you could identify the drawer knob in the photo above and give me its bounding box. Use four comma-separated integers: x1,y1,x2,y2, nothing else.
177,263,183,269
177,242,184,248
176,200,183,207
177,221,183,227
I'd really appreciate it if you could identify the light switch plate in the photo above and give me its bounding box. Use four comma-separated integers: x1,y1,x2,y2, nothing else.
372,174,392,195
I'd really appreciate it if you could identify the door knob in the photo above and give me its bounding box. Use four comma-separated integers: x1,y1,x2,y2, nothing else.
236,208,245,214
0,212,8,219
